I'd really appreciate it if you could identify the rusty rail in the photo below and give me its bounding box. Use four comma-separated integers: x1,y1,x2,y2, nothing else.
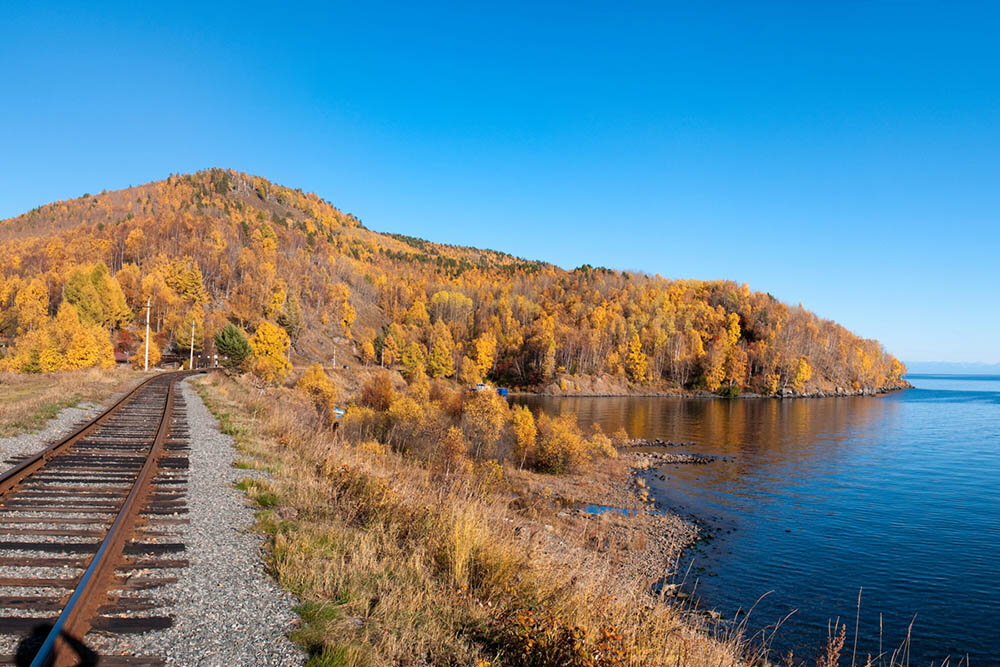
31,377,177,666
0,374,161,498
0,371,196,665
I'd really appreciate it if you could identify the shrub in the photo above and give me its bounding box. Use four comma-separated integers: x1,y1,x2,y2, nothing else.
339,406,383,443
359,371,395,411
435,425,470,474
585,423,617,460
535,413,587,474
295,363,338,421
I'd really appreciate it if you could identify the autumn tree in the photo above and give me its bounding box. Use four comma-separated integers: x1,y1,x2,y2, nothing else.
511,404,537,469
64,268,103,326
461,390,508,460
131,328,162,369
360,371,395,411
473,331,496,380
791,357,812,393
401,342,426,382
624,331,648,383
173,304,205,357
277,292,304,344
427,320,456,379
361,339,375,366
458,355,480,385
15,278,49,334
249,320,292,384
535,413,587,474
381,333,399,367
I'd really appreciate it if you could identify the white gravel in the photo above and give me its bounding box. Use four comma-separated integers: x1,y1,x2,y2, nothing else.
105,376,305,665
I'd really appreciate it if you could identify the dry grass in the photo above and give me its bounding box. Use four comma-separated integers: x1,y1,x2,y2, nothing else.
0,368,148,437
195,371,758,666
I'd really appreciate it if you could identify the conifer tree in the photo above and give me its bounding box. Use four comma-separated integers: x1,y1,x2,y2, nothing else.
401,342,426,381
214,323,250,370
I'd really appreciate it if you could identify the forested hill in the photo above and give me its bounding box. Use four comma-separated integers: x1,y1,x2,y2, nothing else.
0,168,906,395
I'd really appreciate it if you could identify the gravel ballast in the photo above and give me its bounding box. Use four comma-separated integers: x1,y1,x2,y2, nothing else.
0,377,305,664
111,377,304,665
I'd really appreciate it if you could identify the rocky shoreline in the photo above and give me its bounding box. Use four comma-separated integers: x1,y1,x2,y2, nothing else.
607,438,732,612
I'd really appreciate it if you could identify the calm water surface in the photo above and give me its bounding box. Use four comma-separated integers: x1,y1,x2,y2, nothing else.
515,375,1000,663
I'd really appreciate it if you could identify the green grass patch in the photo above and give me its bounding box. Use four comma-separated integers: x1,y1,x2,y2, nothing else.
235,476,279,508
5,397,80,435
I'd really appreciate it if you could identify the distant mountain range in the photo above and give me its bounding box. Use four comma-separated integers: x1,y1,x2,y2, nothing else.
906,361,1000,375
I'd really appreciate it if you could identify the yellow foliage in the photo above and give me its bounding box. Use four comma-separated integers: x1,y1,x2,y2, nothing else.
792,357,813,392
0,169,907,394
511,404,536,469
461,390,509,460
624,331,648,383
66,330,99,369
427,320,456,379
249,320,292,384
401,342,426,382
535,413,588,474
14,278,48,335
458,355,480,385
295,363,338,419
585,424,617,460
473,331,496,379
361,340,376,365
1,301,112,373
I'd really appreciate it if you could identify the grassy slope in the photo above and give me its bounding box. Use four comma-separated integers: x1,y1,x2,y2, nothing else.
193,371,757,666
0,368,146,437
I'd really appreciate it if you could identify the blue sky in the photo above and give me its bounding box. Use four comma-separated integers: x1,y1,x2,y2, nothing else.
1,2,998,363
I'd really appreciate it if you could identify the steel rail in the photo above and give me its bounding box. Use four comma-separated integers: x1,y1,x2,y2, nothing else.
24,372,184,666
0,373,163,497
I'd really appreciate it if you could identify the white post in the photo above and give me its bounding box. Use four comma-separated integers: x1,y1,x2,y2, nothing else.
144,297,151,371
189,321,195,370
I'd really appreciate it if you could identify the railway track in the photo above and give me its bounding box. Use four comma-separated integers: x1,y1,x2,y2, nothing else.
0,372,193,666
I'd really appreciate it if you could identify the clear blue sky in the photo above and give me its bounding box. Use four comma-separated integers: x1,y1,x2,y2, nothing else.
2,2,998,363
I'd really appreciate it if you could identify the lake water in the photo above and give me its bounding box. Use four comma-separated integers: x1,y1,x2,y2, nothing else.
514,375,1000,664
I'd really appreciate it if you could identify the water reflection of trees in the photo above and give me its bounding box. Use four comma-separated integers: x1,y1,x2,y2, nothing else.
516,395,898,466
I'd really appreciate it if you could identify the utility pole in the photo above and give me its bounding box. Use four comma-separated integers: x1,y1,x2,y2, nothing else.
144,297,151,371
189,321,195,370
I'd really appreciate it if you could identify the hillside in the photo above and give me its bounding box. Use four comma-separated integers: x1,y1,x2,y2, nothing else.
0,169,906,395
